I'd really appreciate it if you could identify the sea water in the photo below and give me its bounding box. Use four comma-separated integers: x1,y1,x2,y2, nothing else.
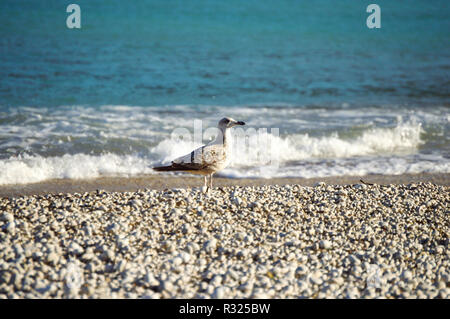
0,0,448,185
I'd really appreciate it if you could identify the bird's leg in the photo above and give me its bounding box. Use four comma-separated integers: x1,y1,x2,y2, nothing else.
209,173,213,190
202,175,209,194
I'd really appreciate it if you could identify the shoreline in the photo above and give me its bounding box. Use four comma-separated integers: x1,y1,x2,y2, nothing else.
0,172,448,198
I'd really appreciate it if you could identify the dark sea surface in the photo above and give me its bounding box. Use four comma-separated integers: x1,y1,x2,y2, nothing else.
0,0,448,184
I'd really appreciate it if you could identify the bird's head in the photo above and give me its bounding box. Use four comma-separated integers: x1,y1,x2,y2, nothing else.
218,117,245,129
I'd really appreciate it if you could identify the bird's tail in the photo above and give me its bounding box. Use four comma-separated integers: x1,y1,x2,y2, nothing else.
153,165,184,172
153,166,177,172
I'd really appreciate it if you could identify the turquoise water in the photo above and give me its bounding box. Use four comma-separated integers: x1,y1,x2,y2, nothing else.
1,0,449,106
0,0,449,184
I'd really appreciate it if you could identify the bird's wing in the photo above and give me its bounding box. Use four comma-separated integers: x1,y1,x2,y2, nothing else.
172,143,226,170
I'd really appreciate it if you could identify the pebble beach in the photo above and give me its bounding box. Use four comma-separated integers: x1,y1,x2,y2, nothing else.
0,182,449,299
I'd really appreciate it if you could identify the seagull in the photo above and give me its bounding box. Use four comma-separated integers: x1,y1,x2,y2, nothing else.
153,117,245,191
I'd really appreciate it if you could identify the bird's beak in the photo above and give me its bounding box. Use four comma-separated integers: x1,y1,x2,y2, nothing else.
235,121,245,126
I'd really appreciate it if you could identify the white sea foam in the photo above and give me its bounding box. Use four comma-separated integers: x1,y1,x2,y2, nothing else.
0,105,448,185
0,153,152,185
148,118,449,179
221,119,424,167
1,118,442,185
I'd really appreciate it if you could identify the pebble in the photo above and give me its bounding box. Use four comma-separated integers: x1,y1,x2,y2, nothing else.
212,286,225,299
158,280,174,293
1,212,14,223
401,270,413,281
319,240,332,250
68,242,84,256
5,222,15,234
203,238,218,253
309,271,324,285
